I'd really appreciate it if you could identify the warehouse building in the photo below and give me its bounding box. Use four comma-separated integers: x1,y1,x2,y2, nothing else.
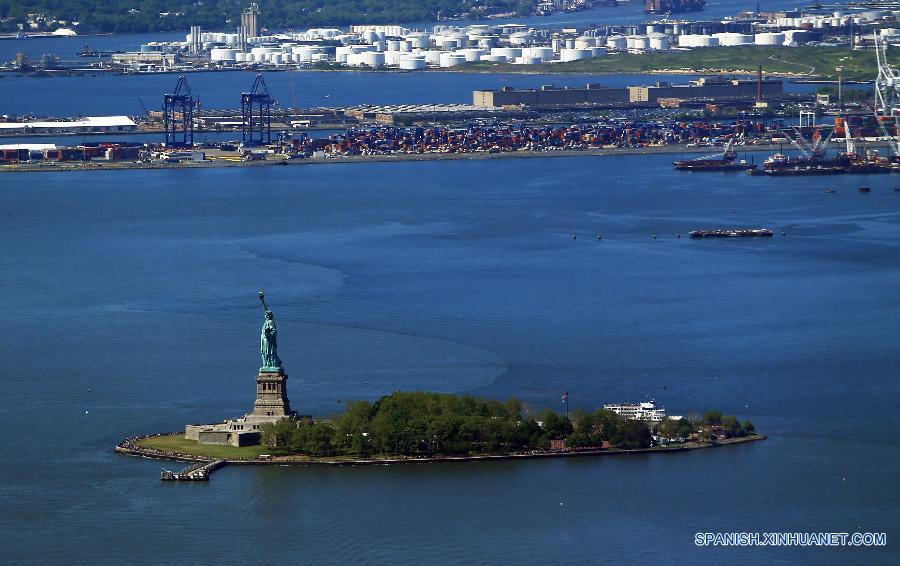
474,84,631,108
0,116,137,135
474,77,784,108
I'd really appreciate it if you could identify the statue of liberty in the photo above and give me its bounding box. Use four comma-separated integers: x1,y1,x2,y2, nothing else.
258,291,282,370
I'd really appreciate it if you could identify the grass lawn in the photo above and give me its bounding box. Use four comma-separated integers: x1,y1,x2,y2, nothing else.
458,46,883,81
136,434,273,460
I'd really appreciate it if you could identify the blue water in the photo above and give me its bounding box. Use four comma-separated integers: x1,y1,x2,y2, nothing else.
0,69,821,118
1,154,897,563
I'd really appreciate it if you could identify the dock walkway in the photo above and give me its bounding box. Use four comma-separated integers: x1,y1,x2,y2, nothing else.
161,459,226,481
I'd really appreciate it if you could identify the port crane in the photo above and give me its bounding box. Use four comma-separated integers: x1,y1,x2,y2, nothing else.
873,33,900,157
781,125,833,160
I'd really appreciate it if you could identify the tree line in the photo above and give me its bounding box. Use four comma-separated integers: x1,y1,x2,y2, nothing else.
0,1,537,34
259,391,756,457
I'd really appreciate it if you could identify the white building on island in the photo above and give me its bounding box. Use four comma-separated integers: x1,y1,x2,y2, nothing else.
603,401,671,422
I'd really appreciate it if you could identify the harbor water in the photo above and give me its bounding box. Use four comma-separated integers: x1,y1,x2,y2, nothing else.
0,154,898,563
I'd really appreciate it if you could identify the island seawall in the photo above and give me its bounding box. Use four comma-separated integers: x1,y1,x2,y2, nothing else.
116,432,767,467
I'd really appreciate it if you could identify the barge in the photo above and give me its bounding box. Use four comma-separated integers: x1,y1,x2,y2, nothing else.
690,229,774,238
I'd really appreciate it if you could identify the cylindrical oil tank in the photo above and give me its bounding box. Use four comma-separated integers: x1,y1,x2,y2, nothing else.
360,51,385,67
399,56,427,70
516,56,543,65
560,48,593,61
628,36,650,50
491,47,522,59
648,35,669,50
459,48,486,62
439,53,466,67
574,37,595,49
606,35,627,50
754,32,785,46
268,53,282,65
480,54,507,64
210,48,238,62
591,47,608,57
421,50,442,65
528,47,555,61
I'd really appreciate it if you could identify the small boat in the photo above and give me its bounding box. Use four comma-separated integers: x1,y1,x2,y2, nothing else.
859,187,871,193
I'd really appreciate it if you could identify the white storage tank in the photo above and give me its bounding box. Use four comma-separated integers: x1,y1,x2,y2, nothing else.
439,53,467,67
477,36,498,49
361,51,385,67
574,37,595,49
405,35,429,49
606,35,627,50
715,33,754,46
591,47,608,57
253,52,266,63
628,36,650,51
268,53,282,65
459,48,486,62
421,50,443,65
210,48,238,62
399,55,427,70
648,35,669,50
509,32,532,46
755,32,785,46
480,54,507,64
528,47,555,61
490,47,522,59
560,48,593,61
516,56,543,65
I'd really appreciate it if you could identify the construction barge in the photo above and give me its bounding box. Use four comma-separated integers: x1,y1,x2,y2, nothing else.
690,229,774,238
673,139,757,171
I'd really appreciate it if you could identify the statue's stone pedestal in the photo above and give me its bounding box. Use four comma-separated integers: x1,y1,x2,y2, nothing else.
187,366,296,447
249,368,293,421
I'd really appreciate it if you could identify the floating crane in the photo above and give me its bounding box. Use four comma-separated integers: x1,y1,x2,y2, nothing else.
874,33,900,158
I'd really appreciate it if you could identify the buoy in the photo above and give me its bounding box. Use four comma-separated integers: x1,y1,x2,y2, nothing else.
596,233,602,240
652,235,657,239
571,233,577,240
676,234,681,238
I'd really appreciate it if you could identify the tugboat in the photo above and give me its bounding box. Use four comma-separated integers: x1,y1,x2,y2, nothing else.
674,139,756,171
690,228,774,238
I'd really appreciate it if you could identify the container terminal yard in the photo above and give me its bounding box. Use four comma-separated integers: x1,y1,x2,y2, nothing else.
1,63,898,174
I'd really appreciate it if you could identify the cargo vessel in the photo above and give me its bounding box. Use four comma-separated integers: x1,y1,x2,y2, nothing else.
690,229,773,238
645,0,706,14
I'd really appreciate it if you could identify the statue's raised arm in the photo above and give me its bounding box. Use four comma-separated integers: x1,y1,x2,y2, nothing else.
258,291,282,371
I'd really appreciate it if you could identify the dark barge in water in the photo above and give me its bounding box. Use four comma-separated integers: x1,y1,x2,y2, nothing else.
674,139,756,171
690,228,774,238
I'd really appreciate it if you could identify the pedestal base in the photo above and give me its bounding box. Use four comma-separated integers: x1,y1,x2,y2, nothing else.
251,368,294,418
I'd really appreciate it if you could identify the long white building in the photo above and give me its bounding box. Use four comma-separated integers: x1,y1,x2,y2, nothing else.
604,401,667,422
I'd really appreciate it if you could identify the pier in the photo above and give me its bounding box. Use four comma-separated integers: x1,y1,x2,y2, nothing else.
160,459,226,481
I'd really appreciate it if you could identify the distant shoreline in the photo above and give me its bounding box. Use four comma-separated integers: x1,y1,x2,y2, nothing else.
116,433,766,466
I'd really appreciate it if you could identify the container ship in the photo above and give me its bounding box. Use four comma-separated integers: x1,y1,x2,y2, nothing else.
690,229,773,238
645,0,706,14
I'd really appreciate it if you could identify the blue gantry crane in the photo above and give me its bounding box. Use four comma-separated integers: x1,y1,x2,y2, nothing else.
241,74,275,146
163,75,195,148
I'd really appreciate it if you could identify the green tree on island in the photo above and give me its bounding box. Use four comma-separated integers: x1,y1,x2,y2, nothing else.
259,391,750,457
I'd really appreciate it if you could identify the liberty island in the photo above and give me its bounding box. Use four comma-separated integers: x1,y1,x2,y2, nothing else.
116,291,762,471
